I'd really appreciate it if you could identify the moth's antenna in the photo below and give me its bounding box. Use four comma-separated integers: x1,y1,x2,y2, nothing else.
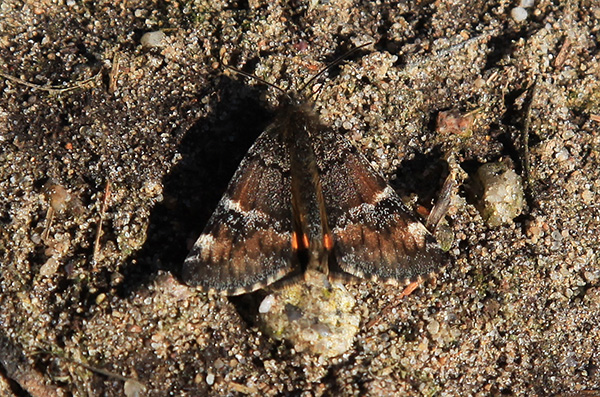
224,42,372,98
224,65,288,97
298,42,373,95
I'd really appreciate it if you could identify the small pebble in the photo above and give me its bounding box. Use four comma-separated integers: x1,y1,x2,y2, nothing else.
311,322,332,337
205,373,215,386
260,269,360,357
39,257,60,277
258,294,275,313
511,7,528,21
141,30,166,48
48,184,71,213
474,160,525,227
427,319,440,335
124,379,146,397
95,293,106,305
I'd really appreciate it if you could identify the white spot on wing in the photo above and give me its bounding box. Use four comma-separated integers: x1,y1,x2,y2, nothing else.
219,195,282,228
407,222,427,244
194,233,215,249
222,196,243,213
374,186,395,203
332,186,395,232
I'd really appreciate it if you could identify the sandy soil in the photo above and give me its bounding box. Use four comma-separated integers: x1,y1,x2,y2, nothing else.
1,0,599,395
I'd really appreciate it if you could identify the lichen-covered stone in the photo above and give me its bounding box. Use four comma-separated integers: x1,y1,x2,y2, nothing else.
475,161,525,227
259,270,360,358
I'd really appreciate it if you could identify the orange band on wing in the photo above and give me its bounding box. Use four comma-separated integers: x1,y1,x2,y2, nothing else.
302,234,310,249
292,231,311,251
323,233,334,251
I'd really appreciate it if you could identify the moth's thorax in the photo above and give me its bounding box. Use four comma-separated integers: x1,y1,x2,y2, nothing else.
275,98,320,139
278,95,332,275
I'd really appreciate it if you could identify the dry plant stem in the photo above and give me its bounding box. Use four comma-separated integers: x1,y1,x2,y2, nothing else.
0,70,102,94
60,356,140,384
522,81,537,191
42,206,55,242
40,348,147,392
108,53,120,94
93,181,112,265
426,170,455,232
553,37,571,69
366,281,420,328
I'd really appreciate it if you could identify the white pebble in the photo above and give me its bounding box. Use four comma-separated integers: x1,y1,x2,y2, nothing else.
205,373,215,386
555,147,569,162
124,379,146,397
520,0,534,7
511,7,528,21
141,30,166,48
427,319,440,335
258,294,275,313
40,257,60,277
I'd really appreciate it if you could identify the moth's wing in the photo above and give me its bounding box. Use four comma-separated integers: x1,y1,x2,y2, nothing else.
182,126,295,295
315,129,444,284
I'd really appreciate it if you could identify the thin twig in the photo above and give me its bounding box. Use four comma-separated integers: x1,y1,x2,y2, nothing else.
554,37,571,69
366,281,420,328
108,53,120,94
36,347,146,391
522,80,538,191
426,169,455,232
400,32,496,77
42,206,55,242
0,69,102,94
93,180,112,264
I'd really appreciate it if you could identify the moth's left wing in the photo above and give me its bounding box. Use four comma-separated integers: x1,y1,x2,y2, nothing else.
315,129,444,284
182,125,295,295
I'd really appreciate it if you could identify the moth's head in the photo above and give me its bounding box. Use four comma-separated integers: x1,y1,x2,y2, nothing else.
277,89,310,108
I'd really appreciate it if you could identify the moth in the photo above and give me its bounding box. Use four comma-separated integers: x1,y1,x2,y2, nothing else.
182,50,443,296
